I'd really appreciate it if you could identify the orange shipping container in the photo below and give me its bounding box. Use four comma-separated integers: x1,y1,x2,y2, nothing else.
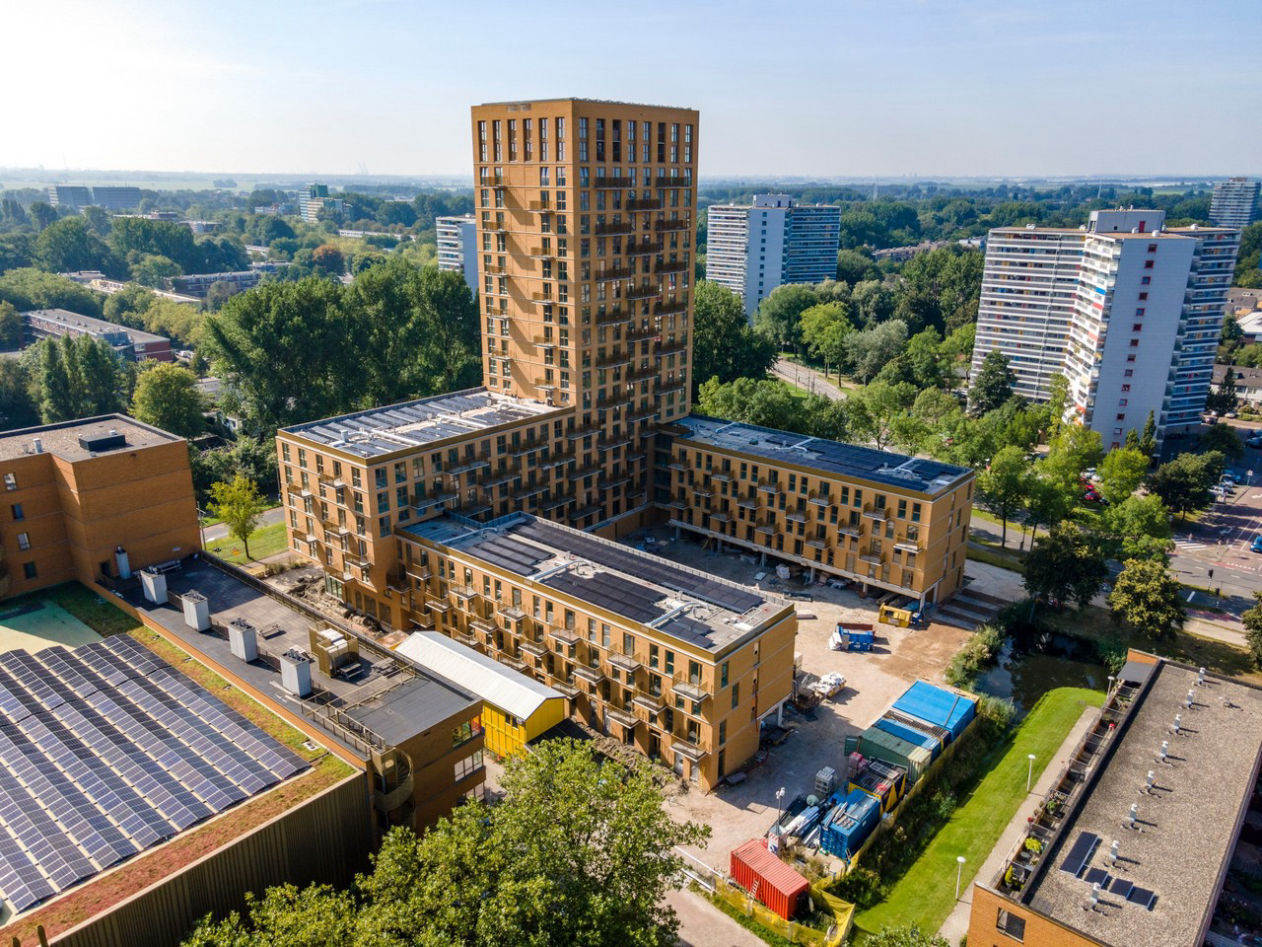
729,838,810,920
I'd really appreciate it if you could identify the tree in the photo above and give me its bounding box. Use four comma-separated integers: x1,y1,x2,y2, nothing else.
131,363,205,437
1109,558,1185,639
1207,368,1239,414
696,376,804,431
843,319,907,384
1023,470,1078,538
849,381,917,450
753,283,817,352
1244,592,1262,669
0,301,22,351
691,280,775,391
1097,447,1149,504
34,335,124,422
1147,451,1223,521
130,253,182,287
968,349,1015,416
1200,423,1244,461
1138,411,1157,459
182,739,706,947
836,248,879,285
1044,373,1069,443
799,301,852,376
1047,425,1104,481
207,474,269,559
0,361,38,430
28,201,58,231
1024,524,1108,609
311,244,345,275
1099,494,1173,561
977,446,1029,547
35,217,117,274
864,927,950,947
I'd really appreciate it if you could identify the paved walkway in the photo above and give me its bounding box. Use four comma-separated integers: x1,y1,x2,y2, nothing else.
771,358,847,401
202,506,284,543
937,706,1099,945
668,888,765,947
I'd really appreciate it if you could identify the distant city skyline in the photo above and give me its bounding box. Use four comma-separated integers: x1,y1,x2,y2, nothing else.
4,0,1259,179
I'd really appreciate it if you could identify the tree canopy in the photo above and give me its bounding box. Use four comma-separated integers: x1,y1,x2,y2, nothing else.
181,739,706,947
690,280,775,392
1109,558,1185,639
131,363,206,438
1024,524,1108,610
968,349,1015,416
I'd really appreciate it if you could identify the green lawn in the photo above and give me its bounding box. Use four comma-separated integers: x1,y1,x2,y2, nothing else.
205,521,289,564
852,687,1105,940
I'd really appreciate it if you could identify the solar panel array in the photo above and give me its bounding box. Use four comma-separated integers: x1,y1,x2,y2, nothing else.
1056,830,1157,912
0,637,307,914
460,532,551,577
512,520,764,615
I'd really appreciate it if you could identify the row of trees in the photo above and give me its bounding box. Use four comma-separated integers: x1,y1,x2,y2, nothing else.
204,257,481,435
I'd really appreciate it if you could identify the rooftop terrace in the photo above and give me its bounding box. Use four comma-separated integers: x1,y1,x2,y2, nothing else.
279,388,566,460
1021,661,1262,947
0,415,183,463
403,513,790,653
669,415,972,496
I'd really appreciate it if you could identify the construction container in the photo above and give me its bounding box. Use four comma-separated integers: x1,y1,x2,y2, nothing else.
730,838,811,920
847,755,907,813
818,789,881,860
830,622,875,652
892,681,977,741
847,726,932,785
884,707,952,747
873,716,942,761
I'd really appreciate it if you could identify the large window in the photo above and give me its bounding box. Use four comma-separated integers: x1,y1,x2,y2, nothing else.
996,909,1025,942
454,749,484,782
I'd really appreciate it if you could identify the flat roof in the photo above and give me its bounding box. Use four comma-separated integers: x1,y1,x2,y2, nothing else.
0,415,182,463
475,97,696,111
280,388,566,460
115,560,479,752
669,415,972,496
1023,662,1262,947
396,632,562,721
403,513,788,653
22,308,168,345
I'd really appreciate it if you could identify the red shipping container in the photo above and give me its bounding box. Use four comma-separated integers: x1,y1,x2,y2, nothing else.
730,838,811,920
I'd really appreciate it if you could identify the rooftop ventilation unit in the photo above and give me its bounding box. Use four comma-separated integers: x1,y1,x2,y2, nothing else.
280,649,312,697
78,430,127,453
182,590,210,631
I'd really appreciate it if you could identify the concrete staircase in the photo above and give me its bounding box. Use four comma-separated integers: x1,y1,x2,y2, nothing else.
936,587,1006,629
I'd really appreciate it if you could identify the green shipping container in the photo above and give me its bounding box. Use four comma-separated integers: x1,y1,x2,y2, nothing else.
855,725,932,785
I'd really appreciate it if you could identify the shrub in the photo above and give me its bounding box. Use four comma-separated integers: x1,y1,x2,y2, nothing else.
945,623,1004,687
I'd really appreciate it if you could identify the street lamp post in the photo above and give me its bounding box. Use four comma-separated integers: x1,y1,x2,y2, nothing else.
955,855,966,900
775,786,786,825
1027,753,1036,792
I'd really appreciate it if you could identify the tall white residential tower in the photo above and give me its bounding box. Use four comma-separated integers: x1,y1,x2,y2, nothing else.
705,195,841,316
971,210,1240,447
1210,178,1258,229
435,214,479,293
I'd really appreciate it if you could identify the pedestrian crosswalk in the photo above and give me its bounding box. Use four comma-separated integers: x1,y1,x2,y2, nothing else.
1174,539,1207,552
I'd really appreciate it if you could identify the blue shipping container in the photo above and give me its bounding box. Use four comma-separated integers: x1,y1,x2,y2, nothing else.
819,789,881,860
891,681,977,740
873,717,942,760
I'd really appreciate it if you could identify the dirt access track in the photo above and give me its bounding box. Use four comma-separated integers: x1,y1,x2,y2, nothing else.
635,528,973,872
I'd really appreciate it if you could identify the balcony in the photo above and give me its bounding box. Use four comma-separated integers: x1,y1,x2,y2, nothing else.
593,177,632,189
785,510,808,524
838,523,862,538
596,308,630,326
469,617,497,637
654,218,691,232
673,678,708,702
862,504,890,520
625,239,664,255
526,199,549,211
549,625,579,645
497,654,528,672
654,176,691,188
656,339,687,357
450,585,479,603
626,323,657,341
806,537,829,550
626,364,658,383
520,639,547,658
654,259,689,274
808,493,832,506
736,496,759,511
594,221,635,236
755,521,774,535
528,246,555,259
573,664,605,685
500,605,527,623
450,454,491,475
670,734,709,762
632,692,664,712
625,283,660,300
608,652,642,673
689,483,713,498
552,681,580,699
757,480,780,495
596,265,636,280
859,549,884,565
627,198,662,211
405,563,431,582
484,220,508,232
606,705,640,729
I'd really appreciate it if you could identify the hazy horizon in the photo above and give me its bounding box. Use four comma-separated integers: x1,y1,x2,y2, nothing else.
4,0,1259,180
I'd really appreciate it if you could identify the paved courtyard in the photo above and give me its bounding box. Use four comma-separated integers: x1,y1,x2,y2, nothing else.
632,529,973,876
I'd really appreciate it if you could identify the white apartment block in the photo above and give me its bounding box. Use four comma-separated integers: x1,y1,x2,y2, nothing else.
1210,178,1258,229
435,215,479,293
971,210,1240,447
705,194,840,316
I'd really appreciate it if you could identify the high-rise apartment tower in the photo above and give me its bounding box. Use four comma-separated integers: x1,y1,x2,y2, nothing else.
435,214,479,293
1210,177,1259,229
971,210,1240,446
705,195,841,316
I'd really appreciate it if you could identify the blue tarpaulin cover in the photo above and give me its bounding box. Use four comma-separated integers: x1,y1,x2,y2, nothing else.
891,680,976,740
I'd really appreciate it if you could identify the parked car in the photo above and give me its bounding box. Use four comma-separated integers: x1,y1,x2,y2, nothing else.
1252,535,1262,554
1247,435,1262,449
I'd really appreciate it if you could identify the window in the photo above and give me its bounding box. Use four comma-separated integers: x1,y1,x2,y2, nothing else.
22,562,36,580
1143,260,1154,269
16,532,29,551
10,503,22,521
1132,324,1143,332
720,661,729,688
2,473,15,491
454,749,484,781
1141,276,1151,284
1138,292,1148,300
718,720,727,746
1116,413,1126,421
731,682,740,709
452,720,480,746
1135,308,1145,317
1147,243,1157,253
1129,339,1139,347
995,909,1026,942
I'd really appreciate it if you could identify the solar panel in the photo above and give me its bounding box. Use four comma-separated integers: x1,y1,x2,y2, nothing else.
0,637,307,914
1109,877,1134,899
1127,886,1157,909
1083,867,1111,887
1059,831,1099,876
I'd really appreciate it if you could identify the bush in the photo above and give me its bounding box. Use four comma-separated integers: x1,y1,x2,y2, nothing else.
945,623,1004,687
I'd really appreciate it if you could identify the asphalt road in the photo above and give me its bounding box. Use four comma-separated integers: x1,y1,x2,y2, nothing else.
770,358,847,401
201,506,285,543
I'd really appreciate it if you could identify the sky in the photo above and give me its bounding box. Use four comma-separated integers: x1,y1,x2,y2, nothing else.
3,0,1260,180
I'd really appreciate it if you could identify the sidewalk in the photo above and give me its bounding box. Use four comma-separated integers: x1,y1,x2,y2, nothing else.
937,706,1099,945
